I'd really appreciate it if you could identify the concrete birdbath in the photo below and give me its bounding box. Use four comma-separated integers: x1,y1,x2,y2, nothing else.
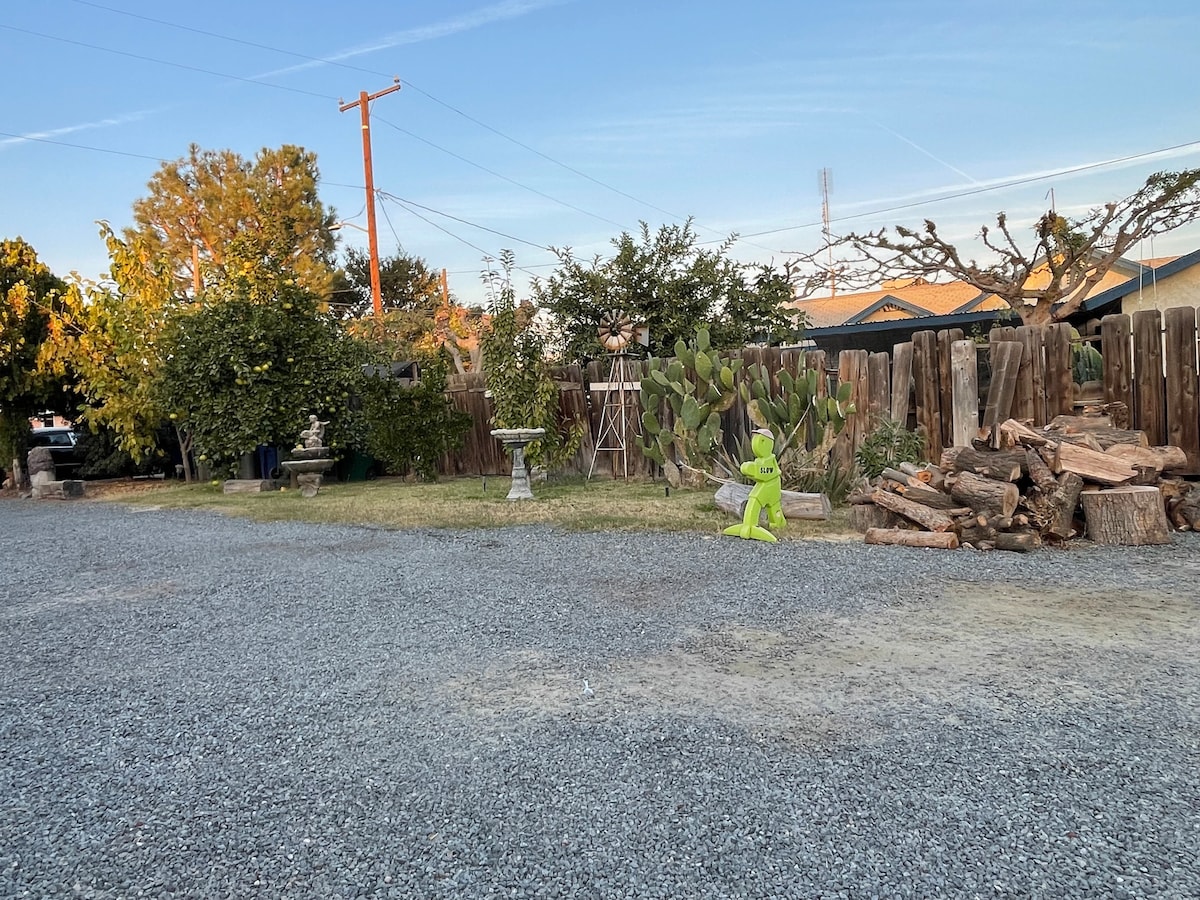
491,427,546,500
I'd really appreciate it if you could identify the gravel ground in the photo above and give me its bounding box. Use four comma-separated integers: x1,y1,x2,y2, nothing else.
1,498,1197,899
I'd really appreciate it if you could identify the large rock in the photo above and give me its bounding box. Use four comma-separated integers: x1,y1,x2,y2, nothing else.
26,447,56,485
31,480,85,500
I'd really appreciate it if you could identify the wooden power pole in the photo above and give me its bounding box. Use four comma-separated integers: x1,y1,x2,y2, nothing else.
339,78,401,322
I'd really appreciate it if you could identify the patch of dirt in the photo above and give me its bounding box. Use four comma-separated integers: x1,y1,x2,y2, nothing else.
443,584,1199,745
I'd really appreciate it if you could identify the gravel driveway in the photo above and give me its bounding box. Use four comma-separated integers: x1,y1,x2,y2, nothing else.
1,499,1197,899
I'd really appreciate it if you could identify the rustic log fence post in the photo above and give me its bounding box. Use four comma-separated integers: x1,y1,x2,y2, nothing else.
1164,306,1200,473
950,339,979,448
912,331,941,463
1131,309,1165,446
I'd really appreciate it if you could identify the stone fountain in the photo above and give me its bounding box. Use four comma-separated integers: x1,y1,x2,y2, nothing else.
280,415,335,498
490,427,546,500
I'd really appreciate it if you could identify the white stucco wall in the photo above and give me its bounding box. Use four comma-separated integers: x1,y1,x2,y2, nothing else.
1120,264,1200,315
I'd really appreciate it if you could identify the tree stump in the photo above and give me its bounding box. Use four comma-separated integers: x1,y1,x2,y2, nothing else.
1080,486,1171,546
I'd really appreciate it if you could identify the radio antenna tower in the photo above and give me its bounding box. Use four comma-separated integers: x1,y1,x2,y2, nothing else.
820,168,836,297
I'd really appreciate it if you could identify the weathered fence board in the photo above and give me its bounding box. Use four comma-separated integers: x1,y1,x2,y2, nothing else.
890,341,913,426
936,328,963,449
834,349,870,470
983,340,1023,433
950,339,979,448
1015,325,1045,424
1132,310,1166,446
1044,323,1074,418
867,351,891,427
912,331,942,463
1102,314,1134,416
1164,306,1200,472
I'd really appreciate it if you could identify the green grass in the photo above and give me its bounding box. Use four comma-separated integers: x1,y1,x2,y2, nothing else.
107,475,855,539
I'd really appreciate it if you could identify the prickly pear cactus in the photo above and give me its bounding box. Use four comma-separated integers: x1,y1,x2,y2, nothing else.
639,327,742,486
739,362,854,456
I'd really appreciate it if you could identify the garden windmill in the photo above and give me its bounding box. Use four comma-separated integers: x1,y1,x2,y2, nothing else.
588,310,641,479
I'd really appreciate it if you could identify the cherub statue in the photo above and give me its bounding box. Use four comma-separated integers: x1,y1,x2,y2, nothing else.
298,415,329,449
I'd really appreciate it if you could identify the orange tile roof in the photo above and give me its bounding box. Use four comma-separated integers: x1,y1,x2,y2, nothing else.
788,256,1180,328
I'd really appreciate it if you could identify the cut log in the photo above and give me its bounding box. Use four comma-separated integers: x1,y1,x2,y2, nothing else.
958,523,998,546
949,471,1020,517
850,504,898,533
880,466,924,487
939,447,1026,482
898,485,963,511
999,418,1050,448
1080,485,1172,546
1035,472,1084,541
1105,443,1189,474
993,530,1043,553
1025,447,1058,494
1052,427,1149,450
713,482,831,520
870,489,956,532
1048,414,1113,431
897,462,932,482
865,528,959,550
1051,442,1137,485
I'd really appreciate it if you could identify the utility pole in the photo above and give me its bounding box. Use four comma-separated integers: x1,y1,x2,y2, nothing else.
339,78,401,322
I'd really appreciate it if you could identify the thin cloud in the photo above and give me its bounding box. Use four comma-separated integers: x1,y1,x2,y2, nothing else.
834,142,1200,220
0,109,159,150
256,0,570,80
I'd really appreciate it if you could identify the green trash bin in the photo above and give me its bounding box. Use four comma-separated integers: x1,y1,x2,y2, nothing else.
340,449,375,482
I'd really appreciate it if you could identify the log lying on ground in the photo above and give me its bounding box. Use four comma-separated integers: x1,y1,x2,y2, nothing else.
870,488,956,532
950,471,1020,517
864,528,959,550
1079,485,1172,546
713,481,831,520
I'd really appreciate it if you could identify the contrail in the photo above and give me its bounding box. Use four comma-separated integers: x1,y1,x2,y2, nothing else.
0,109,160,150
254,0,570,80
873,120,980,184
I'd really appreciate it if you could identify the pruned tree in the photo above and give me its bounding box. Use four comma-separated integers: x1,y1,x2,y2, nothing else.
128,143,339,301
823,169,1200,325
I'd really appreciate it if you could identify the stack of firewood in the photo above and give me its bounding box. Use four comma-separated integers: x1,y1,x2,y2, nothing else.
851,414,1198,551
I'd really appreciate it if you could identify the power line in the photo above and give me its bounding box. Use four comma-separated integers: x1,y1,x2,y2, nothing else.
372,114,633,233
0,24,337,101
731,137,1200,245
59,0,718,236
0,129,168,162
377,191,553,253
377,193,546,281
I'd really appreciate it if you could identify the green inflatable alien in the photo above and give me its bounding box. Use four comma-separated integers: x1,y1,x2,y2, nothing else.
723,428,785,543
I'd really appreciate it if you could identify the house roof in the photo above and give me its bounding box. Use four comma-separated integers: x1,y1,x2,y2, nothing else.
790,253,1192,329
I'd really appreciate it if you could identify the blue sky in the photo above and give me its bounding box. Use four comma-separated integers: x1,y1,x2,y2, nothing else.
3,0,1200,309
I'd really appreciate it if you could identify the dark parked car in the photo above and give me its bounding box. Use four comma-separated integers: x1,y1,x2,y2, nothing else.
29,426,84,479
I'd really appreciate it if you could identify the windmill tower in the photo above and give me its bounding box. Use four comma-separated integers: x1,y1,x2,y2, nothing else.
587,310,641,479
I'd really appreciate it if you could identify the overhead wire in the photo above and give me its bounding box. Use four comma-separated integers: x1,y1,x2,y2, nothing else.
57,0,731,239
0,24,337,101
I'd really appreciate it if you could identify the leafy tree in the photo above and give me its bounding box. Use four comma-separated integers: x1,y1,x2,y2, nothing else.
128,143,339,301
482,252,583,470
533,220,802,363
38,224,179,465
160,282,367,476
0,238,70,463
358,356,471,480
824,169,1200,325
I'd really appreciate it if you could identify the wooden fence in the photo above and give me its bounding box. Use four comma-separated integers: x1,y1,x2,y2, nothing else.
437,308,1200,478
